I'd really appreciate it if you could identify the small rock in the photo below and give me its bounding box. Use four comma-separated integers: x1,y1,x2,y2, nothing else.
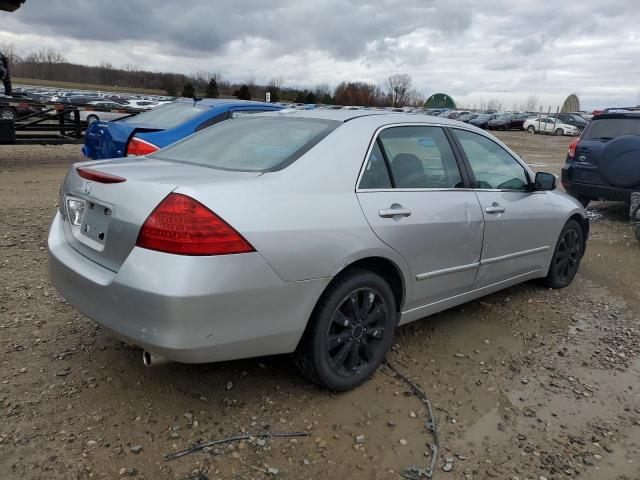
521,378,529,385
399,438,408,446
355,434,366,444
454,353,465,359
267,467,279,475
387,420,396,427
443,457,454,472
130,445,142,454
409,411,417,418
226,380,234,391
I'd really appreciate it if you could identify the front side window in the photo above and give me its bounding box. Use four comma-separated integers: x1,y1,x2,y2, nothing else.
376,126,463,189
453,129,530,190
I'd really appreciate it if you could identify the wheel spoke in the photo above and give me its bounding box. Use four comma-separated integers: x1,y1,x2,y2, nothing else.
332,310,351,328
327,331,351,349
332,341,352,368
347,292,361,318
366,326,385,339
363,304,384,326
361,291,374,317
360,337,375,362
346,340,359,371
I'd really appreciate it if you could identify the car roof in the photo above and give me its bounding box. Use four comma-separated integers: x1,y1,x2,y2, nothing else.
592,112,640,120
174,98,276,108
253,108,471,127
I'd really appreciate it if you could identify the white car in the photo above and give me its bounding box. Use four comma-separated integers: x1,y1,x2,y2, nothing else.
123,100,161,110
80,101,129,124
524,117,580,136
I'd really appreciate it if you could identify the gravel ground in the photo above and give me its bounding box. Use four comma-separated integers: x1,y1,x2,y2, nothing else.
1,133,639,480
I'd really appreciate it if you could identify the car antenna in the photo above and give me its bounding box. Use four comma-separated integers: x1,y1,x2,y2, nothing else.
192,96,202,106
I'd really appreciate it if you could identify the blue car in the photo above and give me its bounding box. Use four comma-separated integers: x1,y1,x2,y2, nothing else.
82,99,282,159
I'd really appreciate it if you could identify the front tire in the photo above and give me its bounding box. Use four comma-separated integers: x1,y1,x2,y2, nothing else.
555,128,564,136
295,268,397,391
86,114,99,124
527,125,536,134
542,219,584,289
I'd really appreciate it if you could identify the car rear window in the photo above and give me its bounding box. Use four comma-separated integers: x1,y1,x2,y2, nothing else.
121,103,210,128
151,116,340,172
583,118,640,140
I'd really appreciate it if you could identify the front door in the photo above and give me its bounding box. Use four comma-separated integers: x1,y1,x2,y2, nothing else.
356,125,484,309
451,128,555,288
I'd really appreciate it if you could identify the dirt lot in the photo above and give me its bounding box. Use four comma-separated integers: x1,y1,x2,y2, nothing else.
1,133,639,480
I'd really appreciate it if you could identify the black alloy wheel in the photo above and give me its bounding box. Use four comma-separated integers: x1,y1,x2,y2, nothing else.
542,219,584,288
326,288,389,377
295,268,396,391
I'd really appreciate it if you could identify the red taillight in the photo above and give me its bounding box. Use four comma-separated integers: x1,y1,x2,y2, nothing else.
126,137,159,157
76,167,126,183
568,138,580,158
136,193,254,256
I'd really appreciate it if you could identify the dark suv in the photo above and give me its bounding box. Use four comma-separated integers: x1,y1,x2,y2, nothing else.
561,112,640,207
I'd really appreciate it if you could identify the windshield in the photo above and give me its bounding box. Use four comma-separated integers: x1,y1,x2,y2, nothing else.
583,118,640,140
121,102,210,128
151,116,340,172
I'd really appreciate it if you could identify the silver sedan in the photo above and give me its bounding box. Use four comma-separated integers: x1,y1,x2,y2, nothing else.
48,110,588,391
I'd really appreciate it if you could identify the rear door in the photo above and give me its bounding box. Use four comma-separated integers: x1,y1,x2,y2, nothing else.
356,125,484,308
450,128,555,288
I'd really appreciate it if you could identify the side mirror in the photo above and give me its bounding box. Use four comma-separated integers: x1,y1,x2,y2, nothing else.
534,172,556,191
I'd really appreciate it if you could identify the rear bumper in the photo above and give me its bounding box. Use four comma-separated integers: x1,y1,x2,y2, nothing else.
561,167,636,201
48,212,330,363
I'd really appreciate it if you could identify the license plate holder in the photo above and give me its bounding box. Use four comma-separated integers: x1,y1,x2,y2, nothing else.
80,200,112,245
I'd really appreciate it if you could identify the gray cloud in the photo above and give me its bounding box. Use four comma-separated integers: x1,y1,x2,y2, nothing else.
1,0,639,109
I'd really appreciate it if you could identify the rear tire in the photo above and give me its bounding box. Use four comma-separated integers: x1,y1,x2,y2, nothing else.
635,224,640,242
527,125,536,134
294,268,397,391
542,219,584,289
86,114,99,124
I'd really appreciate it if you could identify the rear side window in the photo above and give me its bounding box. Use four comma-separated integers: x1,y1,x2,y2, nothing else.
359,126,463,189
121,103,209,128
583,118,640,140
359,142,392,189
152,117,339,172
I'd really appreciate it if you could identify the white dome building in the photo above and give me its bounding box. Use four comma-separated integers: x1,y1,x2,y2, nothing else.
452,92,580,113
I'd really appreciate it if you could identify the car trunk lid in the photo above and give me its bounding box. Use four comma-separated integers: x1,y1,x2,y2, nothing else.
59,158,262,271
83,120,162,160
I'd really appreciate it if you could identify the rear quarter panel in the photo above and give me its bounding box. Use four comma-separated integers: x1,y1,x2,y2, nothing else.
173,119,414,298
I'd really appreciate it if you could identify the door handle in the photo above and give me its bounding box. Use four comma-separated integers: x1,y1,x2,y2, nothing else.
379,205,412,218
485,203,505,214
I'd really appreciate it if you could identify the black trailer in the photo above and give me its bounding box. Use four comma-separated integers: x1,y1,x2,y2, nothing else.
0,97,141,145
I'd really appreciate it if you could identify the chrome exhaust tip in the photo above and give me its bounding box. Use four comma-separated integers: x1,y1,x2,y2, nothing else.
142,349,169,367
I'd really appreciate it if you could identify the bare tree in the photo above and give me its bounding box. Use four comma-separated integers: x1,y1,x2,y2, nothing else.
525,94,539,112
0,43,21,66
384,73,414,107
24,48,67,80
486,98,501,111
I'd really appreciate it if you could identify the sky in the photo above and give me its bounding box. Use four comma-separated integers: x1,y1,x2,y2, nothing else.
1,0,639,109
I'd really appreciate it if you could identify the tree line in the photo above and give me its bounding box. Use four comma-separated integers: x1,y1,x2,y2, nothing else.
2,45,426,107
